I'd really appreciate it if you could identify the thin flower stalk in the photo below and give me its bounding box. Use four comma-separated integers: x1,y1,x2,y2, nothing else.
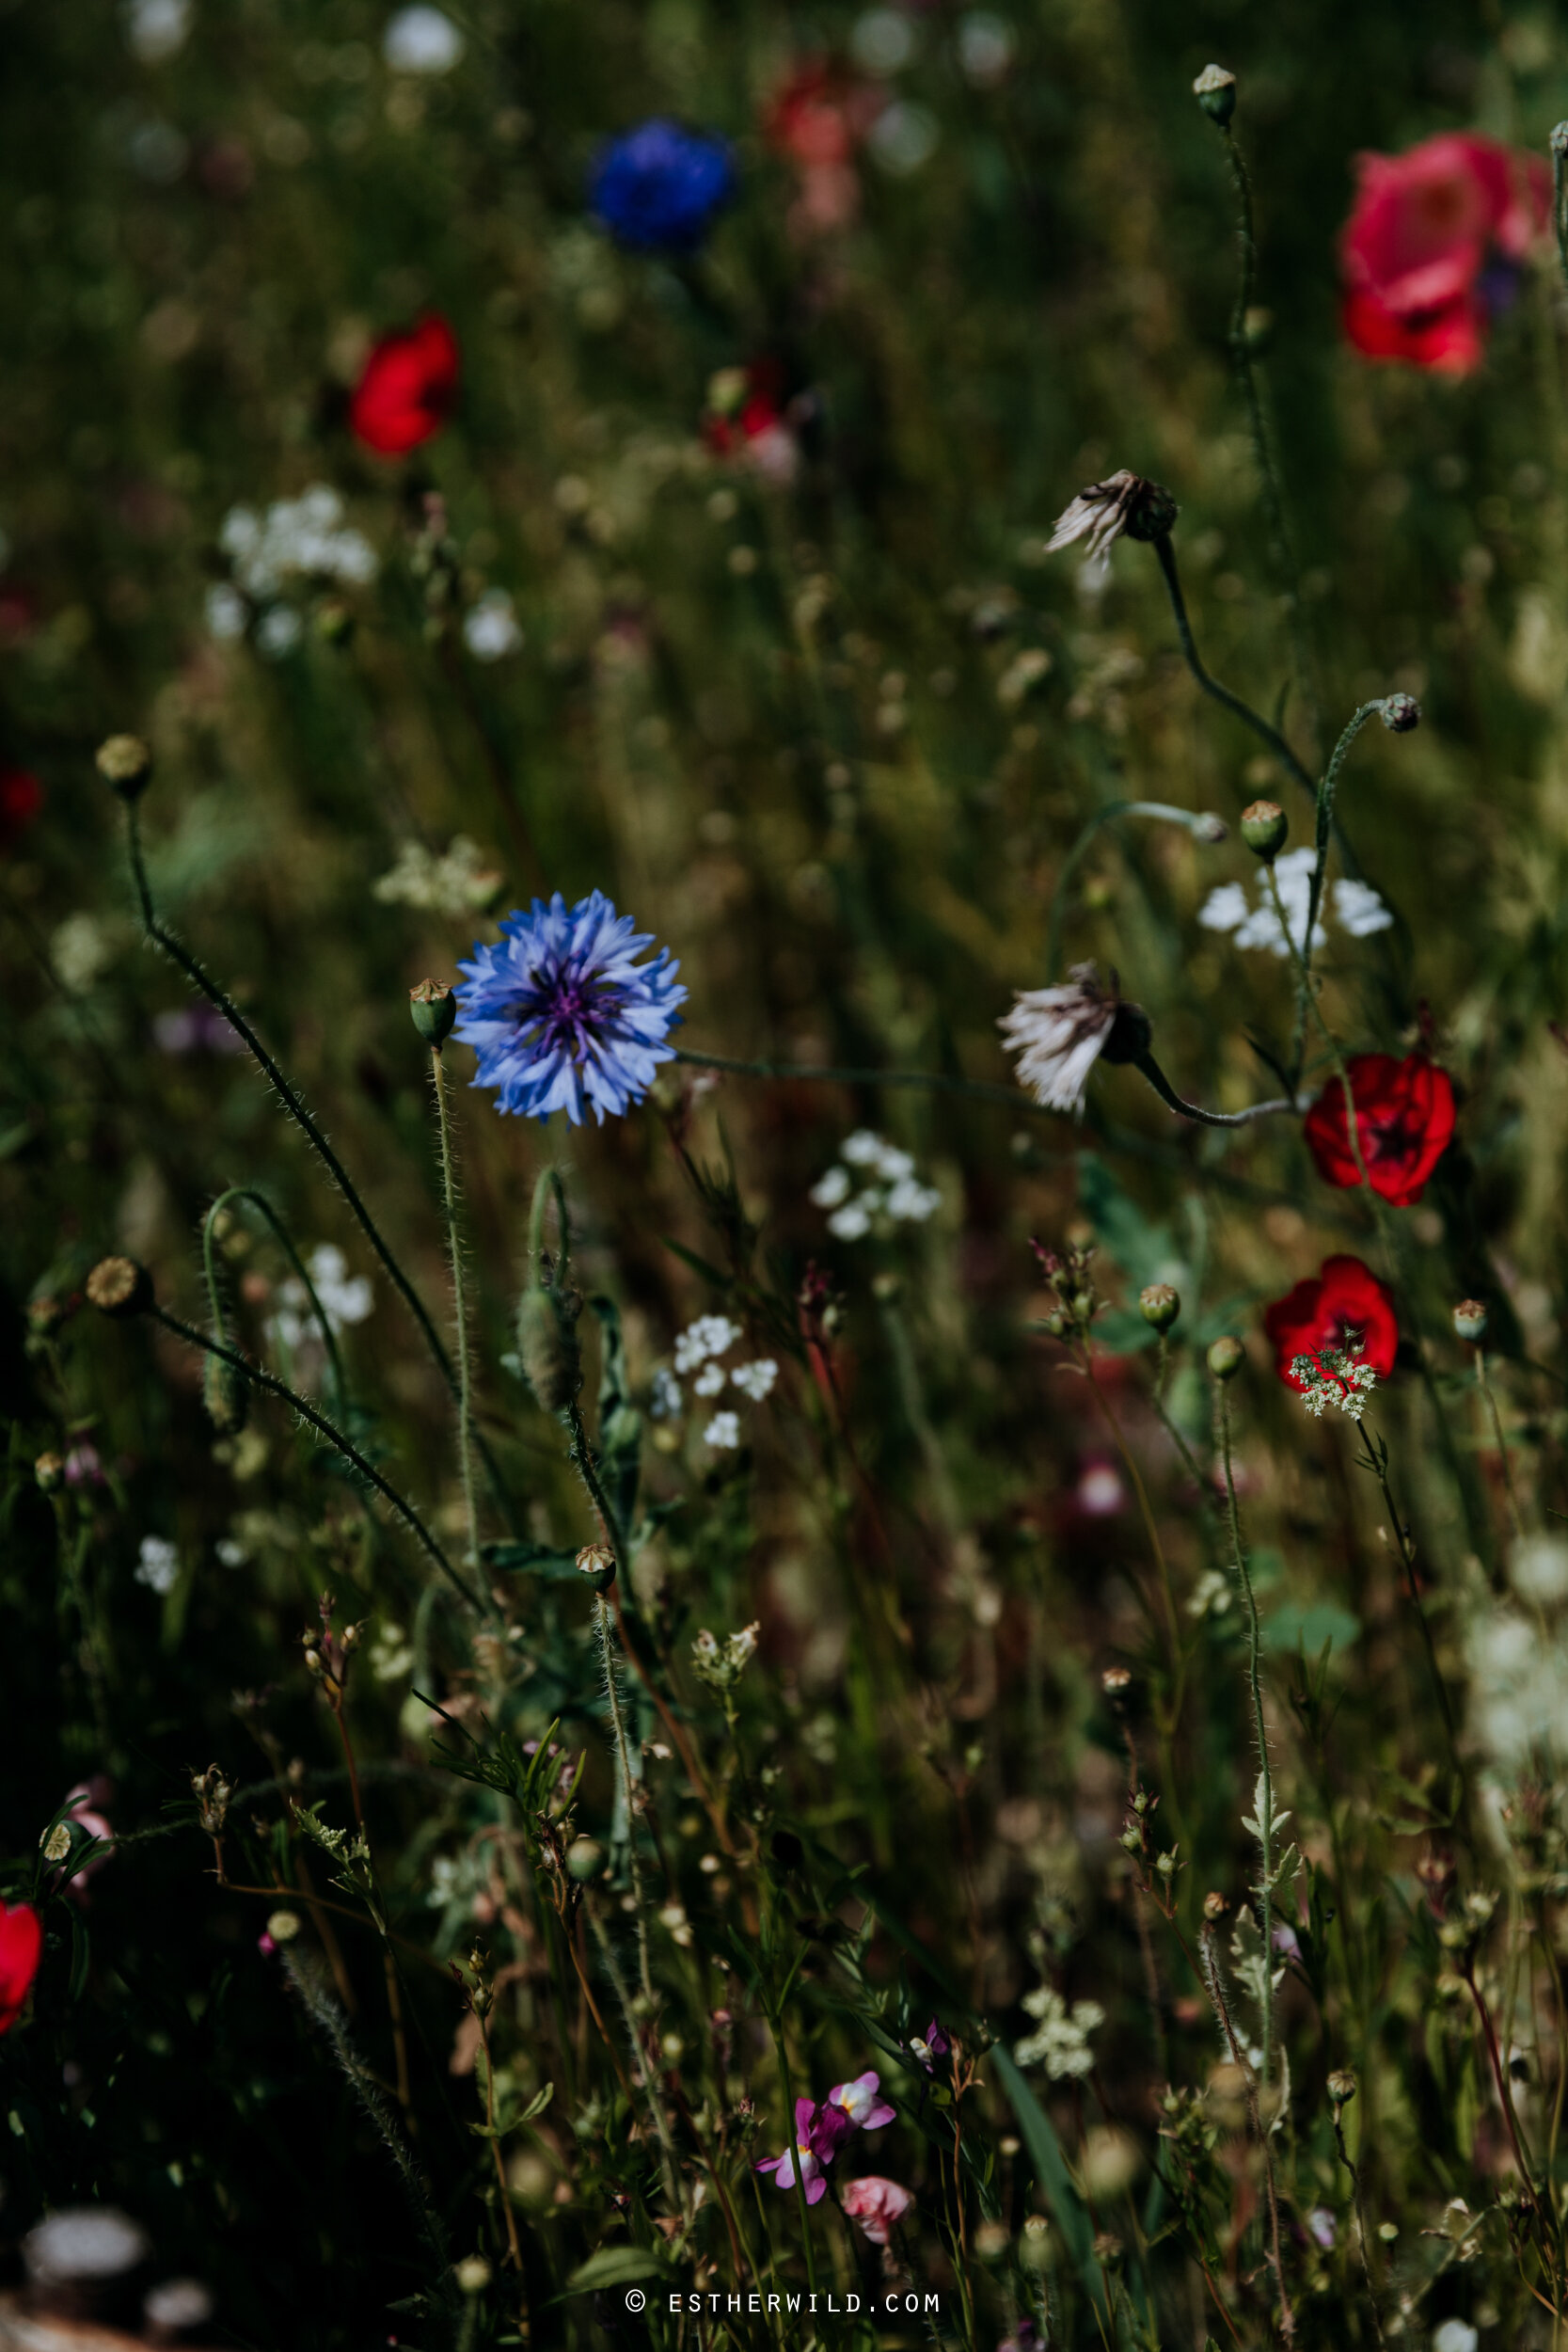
201,1186,348,1419
1197,1924,1295,2344
1214,1378,1280,2088
1149,532,1313,795
1470,1339,1524,1538
429,1043,481,1575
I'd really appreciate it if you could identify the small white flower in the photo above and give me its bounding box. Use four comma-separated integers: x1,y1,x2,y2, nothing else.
884,1177,941,1222
673,1315,742,1373
732,1359,778,1401
1015,1986,1105,2080
841,1130,887,1168
999,961,1124,1115
215,1538,245,1568
373,835,503,916
384,4,465,73
703,1410,741,1451
123,0,192,63
692,1360,727,1398
1431,2324,1479,2352
648,1368,682,1422
135,1535,179,1597
809,1166,852,1209
463,589,522,661
256,604,302,660
205,583,247,642
1510,1535,1568,1609
870,1143,914,1184
1333,876,1395,939
827,1201,874,1242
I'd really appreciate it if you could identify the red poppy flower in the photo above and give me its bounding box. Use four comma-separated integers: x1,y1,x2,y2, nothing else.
1340,133,1548,376
1263,1256,1399,1393
0,1899,42,2036
0,768,42,851
1303,1053,1455,1208
348,314,460,456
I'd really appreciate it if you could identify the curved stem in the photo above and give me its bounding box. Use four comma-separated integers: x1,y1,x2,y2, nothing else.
431,1050,481,1576
123,802,515,1527
1475,1345,1524,1540
1150,533,1313,795
1216,1383,1275,2089
1046,800,1227,978
150,1305,485,1614
1132,1050,1294,1129
202,1186,348,1419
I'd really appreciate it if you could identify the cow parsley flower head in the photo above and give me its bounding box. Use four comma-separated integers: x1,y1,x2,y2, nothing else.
454,891,686,1125
1198,848,1392,958
1291,1343,1379,1422
1014,1985,1105,2079
811,1131,942,1238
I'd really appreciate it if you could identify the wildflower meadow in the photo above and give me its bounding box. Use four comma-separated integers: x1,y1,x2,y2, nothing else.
8,8,1568,2350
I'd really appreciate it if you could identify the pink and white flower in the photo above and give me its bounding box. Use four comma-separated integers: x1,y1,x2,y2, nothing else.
841,2174,913,2246
828,2069,896,2131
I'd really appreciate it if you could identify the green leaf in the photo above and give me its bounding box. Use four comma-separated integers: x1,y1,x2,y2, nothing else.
520,2080,554,2123
990,2048,1107,2318
566,2245,667,2292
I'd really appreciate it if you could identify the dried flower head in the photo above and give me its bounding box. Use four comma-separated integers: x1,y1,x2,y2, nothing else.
691,1622,761,1692
86,1255,152,1318
1001,963,1150,1116
95,733,153,800
1047,471,1179,582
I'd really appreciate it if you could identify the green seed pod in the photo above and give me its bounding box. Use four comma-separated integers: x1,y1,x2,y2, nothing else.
1452,1298,1488,1343
95,734,153,801
1239,800,1288,861
1192,63,1237,126
516,1285,580,1411
203,1346,250,1435
409,977,457,1048
1207,1334,1245,1382
1139,1283,1180,1333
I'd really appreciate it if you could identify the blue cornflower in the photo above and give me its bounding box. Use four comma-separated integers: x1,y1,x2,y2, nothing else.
454,892,687,1125
589,119,736,253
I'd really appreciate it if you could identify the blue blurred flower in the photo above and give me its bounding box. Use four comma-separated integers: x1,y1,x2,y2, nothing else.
454,891,687,1125
590,119,736,253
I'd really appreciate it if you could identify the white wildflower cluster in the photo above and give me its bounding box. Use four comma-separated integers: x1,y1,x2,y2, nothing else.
1197,848,1392,960
1465,1608,1568,1772
690,1621,760,1693
1186,1566,1233,1621
209,486,377,657
462,589,523,661
664,1319,778,1448
810,1130,942,1241
1014,1984,1105,2080
135,1535,179,1597
369,1622,416,1682
373,834,504,916
1291,1345,1378,1422
267,1245,373,1354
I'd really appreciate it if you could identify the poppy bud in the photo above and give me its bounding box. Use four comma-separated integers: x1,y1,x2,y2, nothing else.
1239,800,1288,861
409,977,457,1048
1101,1665,1132,1695
576,1542,615,1594
566,1836,605,1882
1192,63,1237,126
1207,1334,1245,1381
515,1286,581,1411
1380,693,1420,733
202,1347,250,1435
1452,1299,1488,1343
95,734,153,800
1326,2068,1356,2106
86,1255,152,1318
1139,1282,1180,1333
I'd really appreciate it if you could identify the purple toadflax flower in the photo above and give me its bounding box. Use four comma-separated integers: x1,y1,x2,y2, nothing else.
756,2097,849,2204
454,891,687,1125
910,2018,951,2072
828,2070,896,2130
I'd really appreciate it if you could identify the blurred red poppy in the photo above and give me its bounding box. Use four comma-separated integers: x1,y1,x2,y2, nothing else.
1340,133,1548,377
1263,1256,1399,1392
1303,1053,1455,1207
349,314,460,456
0,1899,41,2036
0,767,42,851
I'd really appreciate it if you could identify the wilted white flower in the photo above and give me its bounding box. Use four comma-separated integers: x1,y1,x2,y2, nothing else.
463,589,522,661
673,1316,742,1374
1046,470,1178,585
732,1359,779,1401
135,1535,179,1597
1015,1986,1105,2080
384,5,465,73
703,1409,741,1451
999,962,1125,1115
373,835,503,917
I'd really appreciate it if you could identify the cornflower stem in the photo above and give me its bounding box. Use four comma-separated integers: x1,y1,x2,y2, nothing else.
1149,532,1313,796
122,801,515,1529
1215,1383,1276,2088
673,1045,1293,1131
201,1185,348,1419
1474,1343,1524,1538
1330,2106,1387,2349
429,1047,481,1577
1215,121,1319,752
149,1305,487,1614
